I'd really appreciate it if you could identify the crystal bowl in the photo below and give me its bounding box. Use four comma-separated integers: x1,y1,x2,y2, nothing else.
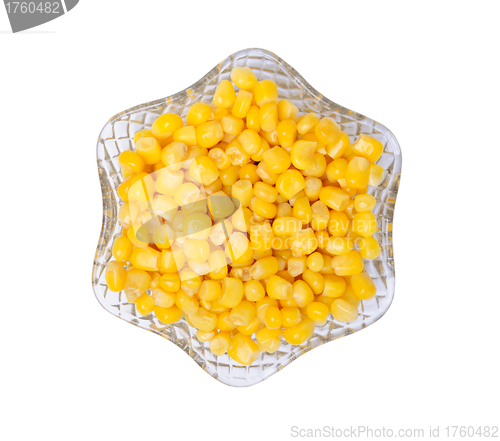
92,48,402,387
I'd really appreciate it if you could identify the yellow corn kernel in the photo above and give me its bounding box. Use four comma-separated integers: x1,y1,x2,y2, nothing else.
259,102,279,133
316,294,335,308
160,141,188,170
351,134,383,163
133,293,155,316
234,132,261,160
151,195,178,223
280,297,298,308
275,169,306,199
217,311,236,331
249,256,279,280
302,153,326,178
266,275,293,300
197,281,220,302
290,140,316,171
359,237,381,260
326,237,353,256
264,305,282,329
160,246,184,273
155,168,183,195
352,211,377,238
354,194,376,212
287,256,307,277
127,225,150,249
246,105,261,132
228,300,256,327
302,269,325,295
123,268,151,302
197,329,217,342
135,137,162,165
255,327,282,353
271,217,300,236
207,148,230,171
106,261,126,292
244,280,265,302
315,231,329,251
250,182,276,204
327,131,350,159
128,173,155,204
155,304,184,324
151,288,176,308
253,79,278,107
260,131,279,148
188,155,219,187
283,318,315,345
292,280,314,308
277,270,295,284
230,66,258,89
290,228,317,256
304,177,322,202
196,120,224,148
182,213,211,241
189,307,218,332
207,252,227,281
256,161,278,186
326,158,348,183
159,272,180,293
261,146,291,174
249,221,274,252
297,113,319,135
255,296,279,321
134,129,154,143
209,219,233,246
345,156,370,188
119,150,145,174
225,231,253,263
229,180,252,208
117,175,135,202
315,117,341,145
186,102,212,126
235,316,259,336
228,333,261,365
306,301,329,326
281,307,301,328
351,272,377,300
179,271,203,295
174,182,200,206
231,207,252,233
306,252,324,273
174,290,199,315
219,277,244,308
322,274,347,298
183,238,210,263
340,283,361,307
221,114,245,136
231,89,253,118
331,250,364,276
172,125,196,146
249,196,277,219
210,104,230,121
276,202,292,218
130,246,160,271
327,211,348,238
292,196,312,224
276,120,297,149
219,165,240,187
277,99,298,121
319,186,350,212
369,163,386,186
213,80,236,108
309,201,328,231
331,298,359,323
151,113,183,144
112,235,134,262
210,331,232,356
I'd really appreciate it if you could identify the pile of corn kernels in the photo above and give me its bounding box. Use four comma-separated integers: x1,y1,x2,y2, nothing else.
105,66,386,365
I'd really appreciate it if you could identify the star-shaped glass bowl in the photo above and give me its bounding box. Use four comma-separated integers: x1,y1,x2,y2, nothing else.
93,48,402,387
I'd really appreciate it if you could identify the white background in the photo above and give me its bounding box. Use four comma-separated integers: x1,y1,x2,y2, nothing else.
1,1,499,440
